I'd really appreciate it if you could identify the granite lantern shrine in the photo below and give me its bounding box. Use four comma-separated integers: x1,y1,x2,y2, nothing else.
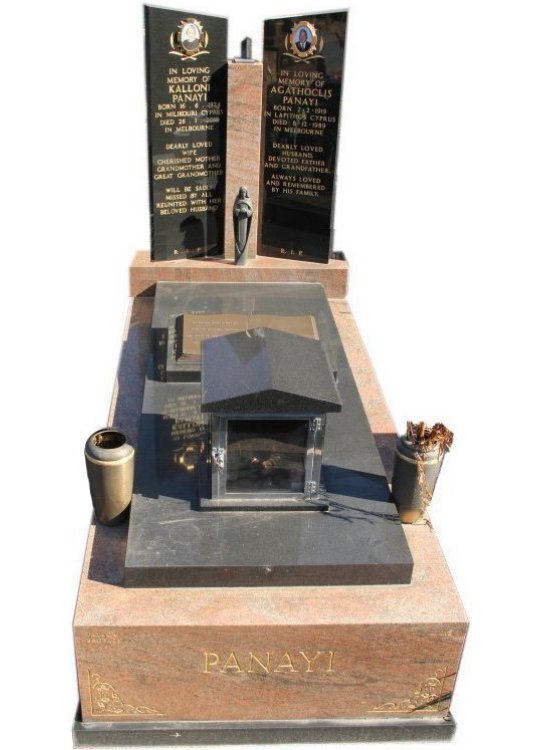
73,6,468,748
200,327,342,509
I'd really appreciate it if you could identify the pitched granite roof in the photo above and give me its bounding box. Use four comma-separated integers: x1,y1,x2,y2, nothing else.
201,327,342,414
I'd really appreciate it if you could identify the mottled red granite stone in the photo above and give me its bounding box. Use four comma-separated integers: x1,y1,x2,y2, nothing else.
223,62,263,261
129,251,349,299
74,294,467,723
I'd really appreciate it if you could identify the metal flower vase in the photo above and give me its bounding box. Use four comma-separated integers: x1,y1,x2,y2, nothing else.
84,428,135,526
391,422,453,524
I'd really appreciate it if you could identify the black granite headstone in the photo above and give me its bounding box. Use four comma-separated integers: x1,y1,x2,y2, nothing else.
258,12,347,264
145,6,228,260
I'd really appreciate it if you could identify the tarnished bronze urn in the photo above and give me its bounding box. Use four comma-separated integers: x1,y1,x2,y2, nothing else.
84,428,135,525
391,422,453,524
392,437,445,523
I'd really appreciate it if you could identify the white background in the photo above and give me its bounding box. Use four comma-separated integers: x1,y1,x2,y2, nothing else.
1,1,538,748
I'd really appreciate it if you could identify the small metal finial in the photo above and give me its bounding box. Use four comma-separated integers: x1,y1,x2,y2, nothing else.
241,37,252,60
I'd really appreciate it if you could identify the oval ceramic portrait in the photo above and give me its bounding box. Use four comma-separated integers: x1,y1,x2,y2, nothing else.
294,26,313,51
180,22,201,52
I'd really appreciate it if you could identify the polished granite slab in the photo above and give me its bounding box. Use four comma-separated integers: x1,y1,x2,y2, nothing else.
124,282,413,587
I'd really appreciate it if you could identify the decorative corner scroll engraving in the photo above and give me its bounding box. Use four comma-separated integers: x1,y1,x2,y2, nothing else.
370,666,452,714
88,671,164,716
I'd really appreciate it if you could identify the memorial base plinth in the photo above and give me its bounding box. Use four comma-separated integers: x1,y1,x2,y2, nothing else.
73,287,467,744
129,251,349,298
73,709,456,747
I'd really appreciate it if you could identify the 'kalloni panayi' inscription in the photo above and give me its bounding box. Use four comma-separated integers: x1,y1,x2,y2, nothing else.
145,6,228,260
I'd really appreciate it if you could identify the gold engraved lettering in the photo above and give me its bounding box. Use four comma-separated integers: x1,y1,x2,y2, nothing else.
248,651,271,674
203,652,220,673
273,651,298,673
327,650,336,672
85,632,120,646
299,650,322,672
202,649,337,675
220,652,243,673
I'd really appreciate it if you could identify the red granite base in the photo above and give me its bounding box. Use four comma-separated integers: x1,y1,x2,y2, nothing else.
73,293,467,725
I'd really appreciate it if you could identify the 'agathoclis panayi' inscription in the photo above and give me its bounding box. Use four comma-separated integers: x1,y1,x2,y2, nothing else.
259,12,347,263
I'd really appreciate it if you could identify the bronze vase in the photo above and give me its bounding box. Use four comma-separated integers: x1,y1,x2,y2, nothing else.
84,428,135,525
391,436,445,523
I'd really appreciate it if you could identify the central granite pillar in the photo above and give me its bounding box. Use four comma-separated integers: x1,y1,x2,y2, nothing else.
224,60,263,261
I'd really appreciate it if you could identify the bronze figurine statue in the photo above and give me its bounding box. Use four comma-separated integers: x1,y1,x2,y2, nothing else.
233,186,253,265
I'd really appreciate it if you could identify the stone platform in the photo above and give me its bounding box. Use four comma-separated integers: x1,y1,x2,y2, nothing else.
73,710,457,745
73,291,468,741
129,250,349,298
124,283,412,587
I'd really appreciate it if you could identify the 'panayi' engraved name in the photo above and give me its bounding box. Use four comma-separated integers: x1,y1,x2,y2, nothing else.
203,650,336,674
